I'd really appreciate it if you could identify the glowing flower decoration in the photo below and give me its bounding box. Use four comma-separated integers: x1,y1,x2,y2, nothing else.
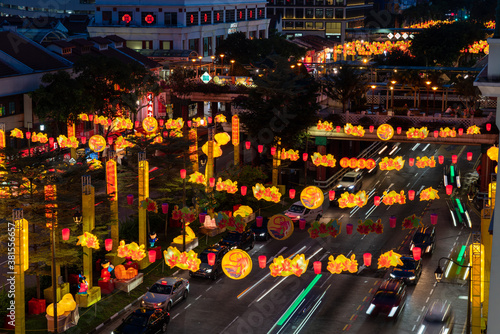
215,114,227,123
216,212,247,233
338,191,368,208
317,120,334,131
76,232,100,249
214,132,231,146
419,187,440,201
10,128,23,139
406,127,429,139
78,113,89,121
215,178,238,194
402,214,423,230
308,219,341,239
379,156,405,171
163,246,201,272
188,171,206,185
382,190,406,205
57,135,78,149
201,141,223,158
467,125,481,135
37,132,48,143
192,117,207,127
327,254,358,274
180,207,196,223
165,118,184,130
439,127,457,138
487,146,498,161
356,218,383,235
112,117,133,131
344,123,365,137
140,198,158,213
377,250,403,269
115,136,134,149
117,240,146,261
311,153,337,167
269,254,308,277
87,159,103,170
415,156,436,168
280,149,300,161
233,205,253,217
171,205,182,221
252,183,282,203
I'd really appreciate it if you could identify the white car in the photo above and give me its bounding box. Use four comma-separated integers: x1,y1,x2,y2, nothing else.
284,201,323,223
335,171,363,194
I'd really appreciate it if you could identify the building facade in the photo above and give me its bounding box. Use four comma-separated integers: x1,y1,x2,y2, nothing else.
0,0,94,18
88,0,270,57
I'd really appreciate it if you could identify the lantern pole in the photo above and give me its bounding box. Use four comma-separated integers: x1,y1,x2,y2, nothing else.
138,152,150,268
51,208,57,333
304,132,309,186
81,175,94,287
13,208,26,334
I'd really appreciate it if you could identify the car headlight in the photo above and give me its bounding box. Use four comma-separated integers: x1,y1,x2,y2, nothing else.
348,185,355,189
259,232,266,237
388,306,399,317
426,246,431,253
231,246,237,250
157,302,163,306
408,275,416,280
390,273,396,278
366,304,375,315
206,268,212,273
337,185,342,188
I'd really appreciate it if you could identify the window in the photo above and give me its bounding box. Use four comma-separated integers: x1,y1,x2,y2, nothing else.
203,37,212,56
295,8,304,18
102,11,111,24
8,102,15,115
326,0,333,4
259,30,266,38
315,22,323,28
141,12,156,25
285,0,294,5
296,0,304,5
164,12,177,26
305,8,313,18
247,8,255,20
214,10,223,23
189,38,199,52
326,22,341,33
305,21,313,29
315,8,323,18
216,35,224,48
237,9,245,21
285,8,294,18
316,0,324,4
335,8,343,18
200,11,211,24
284,20,294,28
306,0,314,5
336,0,344,5
277,0,284,4
257,8,265,19
160,40,173,49
295,21,304,28
186,12,198,26
226,9,235,22
142,41,153,49
126,40,142,50
325,8,333,18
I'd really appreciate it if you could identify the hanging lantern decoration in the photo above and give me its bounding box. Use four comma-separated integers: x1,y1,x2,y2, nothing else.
302,153,308,161
148,250,156,263
374,196,380,206
363,253,372,267
289,189,296,199
446,184,453,195
81,136,86,144
26,131,31,140
105,239,113,252
336,125,341,132
452,155,458,164
241,185,247,196
299,219,306,230
180,169,187,179
458,128,464,136
430,213,438,225
208,252,216,266
412,247,421,261
329,190,335,201
409,158,415,167
163,131,168,137
389,216,396,228
199,213,207,224
313,261,322,274
245,141,251,150
408,190,415,201
487,123,492,131
89,114,94,122
258,145,263,153
258,255,266,269
49,137,54,146
256,216,263,228
159,119,164,127
369,125,374,133
271,147,276,155
62,228,70,241
135,120,140,128
127,194,133,205
346,223,353,235
434,130,438,138
467,152,473,161
107,137,113,145
209,177,215,187
397,127,402,134
162,203,169,214
438,155,444,164
187,120,192,127
208,116,213,124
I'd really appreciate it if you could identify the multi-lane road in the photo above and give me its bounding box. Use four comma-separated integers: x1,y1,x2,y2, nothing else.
100,142,479,334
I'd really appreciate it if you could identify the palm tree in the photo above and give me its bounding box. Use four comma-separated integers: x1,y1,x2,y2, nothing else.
322,66,367,113
393,70,422,108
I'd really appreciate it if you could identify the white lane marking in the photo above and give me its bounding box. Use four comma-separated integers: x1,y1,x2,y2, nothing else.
421,306,426,312
195,295,201,300
426,297,430,303
206,286,212,291
412,325,416,331
172,314,179,319
221,316,239,333
173,270,179,275
319,275,333,288
216,278,222,284
267,247,288,265
184,303,191,310
256,276,288,302
319,252,330,261
347,250,352,257
430,289,434,295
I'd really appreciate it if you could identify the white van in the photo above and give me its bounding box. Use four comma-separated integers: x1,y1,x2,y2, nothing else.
284,201,323,223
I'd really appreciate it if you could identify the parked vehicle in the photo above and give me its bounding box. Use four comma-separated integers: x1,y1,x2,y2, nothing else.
112,308,170,334
284,201,323,223
141,277,189,312
189,245,228,280
217,231,255,250
366,279,407,318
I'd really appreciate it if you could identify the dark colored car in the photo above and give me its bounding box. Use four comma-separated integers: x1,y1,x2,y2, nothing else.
250,218,270,241
366,279,407,318
410,226,436,255
112,308,169,334
189,245,228,280
417,300,455,334
218,230,255,250
141,277,189,311
389,256,423,285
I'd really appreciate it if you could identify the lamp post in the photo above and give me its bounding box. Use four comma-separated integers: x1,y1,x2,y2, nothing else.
390,80,396,112
198,56,202,76
211,55,215,76
27,121,32,156
220,54,225,75
230,60,235,76
371,85,376,113
434,257,471,333
180,168,187,251
425,80,431,114
191,58,198,78
432,86,438,111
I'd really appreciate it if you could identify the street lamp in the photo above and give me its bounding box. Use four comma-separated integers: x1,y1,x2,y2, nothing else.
425,81,431,114
434,257,471,333
180,168,187,251
390,86,395,111
432,86,438,111
371,85,376,113
210,55,215,76
220,54,225,75
198,56,202,75
230,60,235,76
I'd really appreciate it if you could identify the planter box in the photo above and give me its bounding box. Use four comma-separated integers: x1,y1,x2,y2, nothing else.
28,298,46,315
115,273,144,294
75,287,101,308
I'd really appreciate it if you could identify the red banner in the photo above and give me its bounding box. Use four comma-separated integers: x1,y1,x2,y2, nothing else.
106,160,118,201
67,123,75,138
232,115,239,145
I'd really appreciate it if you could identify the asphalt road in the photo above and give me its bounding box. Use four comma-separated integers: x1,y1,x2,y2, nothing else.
99,142,480,334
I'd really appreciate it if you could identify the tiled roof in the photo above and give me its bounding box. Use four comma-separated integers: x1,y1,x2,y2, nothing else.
117,47,161,69
49,40,75,48
105,35,126,43
89,36,111,45
0,60,19,76
71,38,94,47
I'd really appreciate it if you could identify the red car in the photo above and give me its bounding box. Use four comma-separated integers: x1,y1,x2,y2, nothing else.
366,279,407,318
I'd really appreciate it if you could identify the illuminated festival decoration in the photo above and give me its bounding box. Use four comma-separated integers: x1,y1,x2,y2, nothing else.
467,125,481,135
78,113,89,121
280,149,300,161
215,114,227,123
10,128,23,139
356,218,383,235
269,254,309,277
142,117,158,133
339,157,376,169
216,212,247,233
214,132,231,146
114,136,134,150
215,178,238,194
406,127,429,139
308,219,341,238
338,190,368,208
88,135,106,152
439,127,457,138
317,120,334,131
31,132,48,143
111,117,133,131
140,198,158,213
379,156,405,171
268,214,294,240
222,249,252,279
327,254,358,274
382,190,406,205
419,187,440,201
56,135,79,149
163,246,201,272
300,186,324,209
344,123,365,137
377,250,404,269
233,205,253,218
377,124,394,141
487,146,498,161
311,153,337,167
117,240,147,261
252,183,282,203
76,232,100,249
415,156,436,168
188,171,206,185
402,214,423,229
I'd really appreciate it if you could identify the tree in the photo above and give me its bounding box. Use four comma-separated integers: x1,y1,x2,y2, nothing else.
452,74,481,112
393,70,423,108
322,66,367,113
236,56,319,149
469,0,497,21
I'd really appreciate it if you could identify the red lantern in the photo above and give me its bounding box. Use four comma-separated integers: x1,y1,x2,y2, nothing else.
180,169,187,179
209,177,215,187
241,185,247,196
363,253,372,267
369,125,374,133
258,145,263,153
302,153,308,161
412,247,421,261
187,120,192,127
313,261,322,274
62,228,70,241
49,137,54,146
409,158,414,167
256,216,263,227
26,131,31,139
258,255,266,269
108,119,112,126
397,127,402,134
329,190,335,201
159,119,164,127
135,120,140,128
452,155,457,164
446,184,453,195
208,252,216,266
389,216,396,228
148,250,156,263
458,128,464,136
81,136,86,144
374,196,380,206
199,213,207,224
430,213,438,225
438,155,444,164
107,137,113,145
88,114,94,122
289,189,296,199
162,203,168,214
299,219,306,230
487,123,492,131
271,147,276,155
105,239,113,252
94,116,99,124
245,141,251,150
467,152,472,161
127,194,133,205
346,223,353,235
208,116,213,124
408,190,415,201
336,125,341,132
434,130,438,138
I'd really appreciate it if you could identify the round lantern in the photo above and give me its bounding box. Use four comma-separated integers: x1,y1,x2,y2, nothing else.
458,128,464,136
300,186,324,209
209,177,215,187
127,194,133,205
452,155,458,164
89,135,106,152
329,190,335,201
162,203,168,214
302,153,308,161
222,249,253,280
438,155,444,164
430,213,438,225
397,127,402,134
289,188,296,199
389,216,397,228
245,141,251,150
271,147,276,155
336,125,341,133
369,125,374,133
363,253,372,267
299,219,306,230
258,255,266,269
62,228,70,241
346,223,353,235
199,213,207,224
241,185,247,196
313,261,322,274
467,152,472,161
207,252,216,266
408,190,415,201
409,158,414,167
81,136,86,144
256,216,263,228
374,196,380,206
377,124,394,141
446,184,453,195
487,123,492,131
434,130,439,138
180,169,187,179
148,250,156,263
412,247,421,261
268,214,294,240
258,145,264,153
105,239,113,252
